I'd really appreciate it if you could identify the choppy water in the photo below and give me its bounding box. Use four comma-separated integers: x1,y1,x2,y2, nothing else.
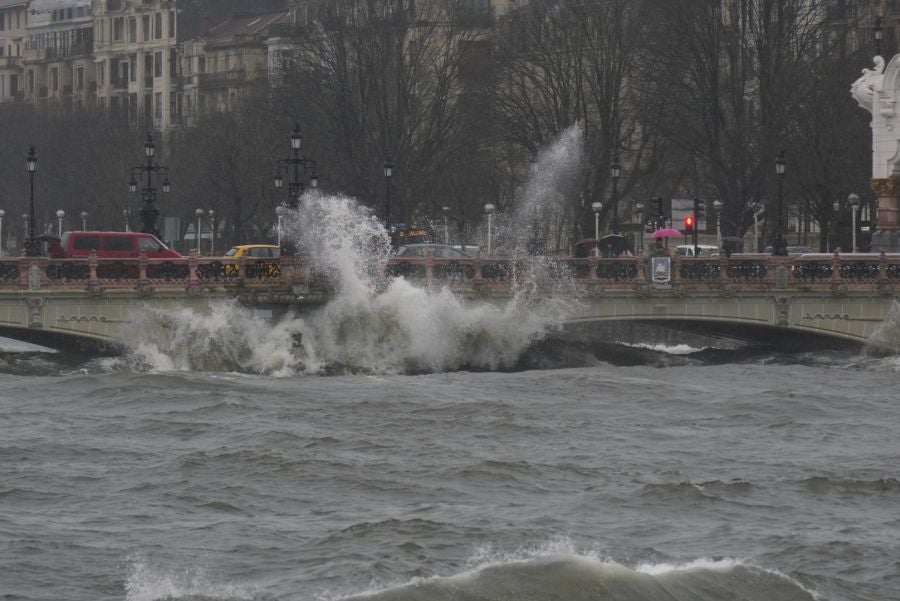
2,346,899,601
4,128,900,600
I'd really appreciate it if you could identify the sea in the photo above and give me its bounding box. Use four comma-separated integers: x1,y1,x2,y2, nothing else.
3,139,900,600
2,335,899,601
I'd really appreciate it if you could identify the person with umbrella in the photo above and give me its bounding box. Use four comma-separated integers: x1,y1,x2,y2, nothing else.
649,227,681,256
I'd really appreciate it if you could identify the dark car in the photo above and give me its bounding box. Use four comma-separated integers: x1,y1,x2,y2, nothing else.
393,244,471,258
388,244,473,279
763,245,814,255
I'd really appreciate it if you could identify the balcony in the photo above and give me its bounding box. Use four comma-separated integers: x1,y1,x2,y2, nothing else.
0,56,23,68
197,69,246,88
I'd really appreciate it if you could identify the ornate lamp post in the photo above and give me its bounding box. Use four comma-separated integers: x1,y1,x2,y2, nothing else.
713,199,724,249
195,209,204,255
24,146,40,257
0,209,5,254
848,193,861,252
591,201,602,240
771,150,788,256
208,209,215,255
442,205,451,244
128,132,170,237
610,154,621,235
80,211,88,231
484,203,496,255
634,200,645,254
273,123,318,256
384,155,394,225
56,209,65,237
875,15,884,57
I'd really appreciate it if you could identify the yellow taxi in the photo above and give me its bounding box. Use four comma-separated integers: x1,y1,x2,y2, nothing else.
223,244,281,278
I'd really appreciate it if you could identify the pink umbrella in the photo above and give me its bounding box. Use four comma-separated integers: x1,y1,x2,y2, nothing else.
651,227,683,238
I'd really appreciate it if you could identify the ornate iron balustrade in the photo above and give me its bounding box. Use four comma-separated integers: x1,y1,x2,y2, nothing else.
0,251,899,295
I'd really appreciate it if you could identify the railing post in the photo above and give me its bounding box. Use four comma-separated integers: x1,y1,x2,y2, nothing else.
88,250,99,286
831,250,842,284
879,251,887,283
425,248,434,282
589,255,599,281
138,251,148,281
238,255,247,281
188,248,199,286
473,256,484,283
719,253,728,284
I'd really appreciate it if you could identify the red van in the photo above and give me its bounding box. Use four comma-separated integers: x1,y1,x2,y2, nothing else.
52,231,181,259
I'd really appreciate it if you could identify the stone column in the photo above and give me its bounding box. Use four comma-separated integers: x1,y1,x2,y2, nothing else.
870,177,900,251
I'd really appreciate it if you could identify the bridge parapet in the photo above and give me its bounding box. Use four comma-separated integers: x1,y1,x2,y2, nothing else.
382,250,900,296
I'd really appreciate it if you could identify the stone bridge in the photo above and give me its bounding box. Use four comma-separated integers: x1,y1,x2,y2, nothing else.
0,250,897,353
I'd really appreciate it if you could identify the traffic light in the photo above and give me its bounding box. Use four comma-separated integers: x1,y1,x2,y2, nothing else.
684,215,694,232
694,198,705,221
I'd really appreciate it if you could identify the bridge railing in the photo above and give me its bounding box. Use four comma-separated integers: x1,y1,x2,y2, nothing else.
2,250,900,295
0,251,301,291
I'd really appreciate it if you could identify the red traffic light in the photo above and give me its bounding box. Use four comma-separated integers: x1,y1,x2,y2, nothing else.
683,215,694,231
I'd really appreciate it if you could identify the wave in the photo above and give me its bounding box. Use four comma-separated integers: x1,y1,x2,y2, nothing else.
800,475,900,494
340,555,816,601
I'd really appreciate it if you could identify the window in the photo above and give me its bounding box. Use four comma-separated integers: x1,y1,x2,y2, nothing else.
142,15,149,41
128,17,136,42
113,17,123,41
154,91,162,118
101,236,133,252
128,54,136,82
154,12,162,39
73,235,101,251
139,237,161,252
154,51,162,77
76,66,84,90
50,68,58,92
0,14,5,31
67,8,73,19
169,10,175,38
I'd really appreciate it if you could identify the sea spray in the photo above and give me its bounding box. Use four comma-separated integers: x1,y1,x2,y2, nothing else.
117,129,588,375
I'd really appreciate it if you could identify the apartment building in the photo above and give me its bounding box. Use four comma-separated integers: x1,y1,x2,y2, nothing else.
0,0,27,103
92,0,177,128
22,0,95,108
179,10,286,126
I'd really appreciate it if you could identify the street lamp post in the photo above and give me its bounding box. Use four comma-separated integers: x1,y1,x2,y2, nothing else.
56,210,65,237
875,15,884,57
24,146,40,257
195,209,204,255
848,193,860,252
713,199,724,249
591,201,602,241
634,201,645,254
384,155,394,225
771,150,788,256
208,209,215,255
128,132,171,238
610,154,621,235
0,209,5,254
442,205,450,245
80,211,88,231
484,203,496,255
273,123,318,256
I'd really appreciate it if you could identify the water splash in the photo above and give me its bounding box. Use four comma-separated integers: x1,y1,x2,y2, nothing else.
494,123,585,254
117,130,586,375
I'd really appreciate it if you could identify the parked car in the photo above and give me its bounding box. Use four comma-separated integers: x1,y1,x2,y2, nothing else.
675,244,719,257
52,231,180,259
393,244,471,258
223,244,280,278
762,245,814,255
224,244,280,259
388,244,473,278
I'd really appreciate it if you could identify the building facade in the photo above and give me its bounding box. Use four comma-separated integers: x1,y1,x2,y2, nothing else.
22,0,95,108
0,0,27,103
91,0,177,128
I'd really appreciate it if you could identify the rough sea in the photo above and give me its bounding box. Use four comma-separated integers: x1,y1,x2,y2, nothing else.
4,133,900,601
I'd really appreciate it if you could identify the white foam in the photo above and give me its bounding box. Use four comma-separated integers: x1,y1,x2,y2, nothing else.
125,555,260,601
